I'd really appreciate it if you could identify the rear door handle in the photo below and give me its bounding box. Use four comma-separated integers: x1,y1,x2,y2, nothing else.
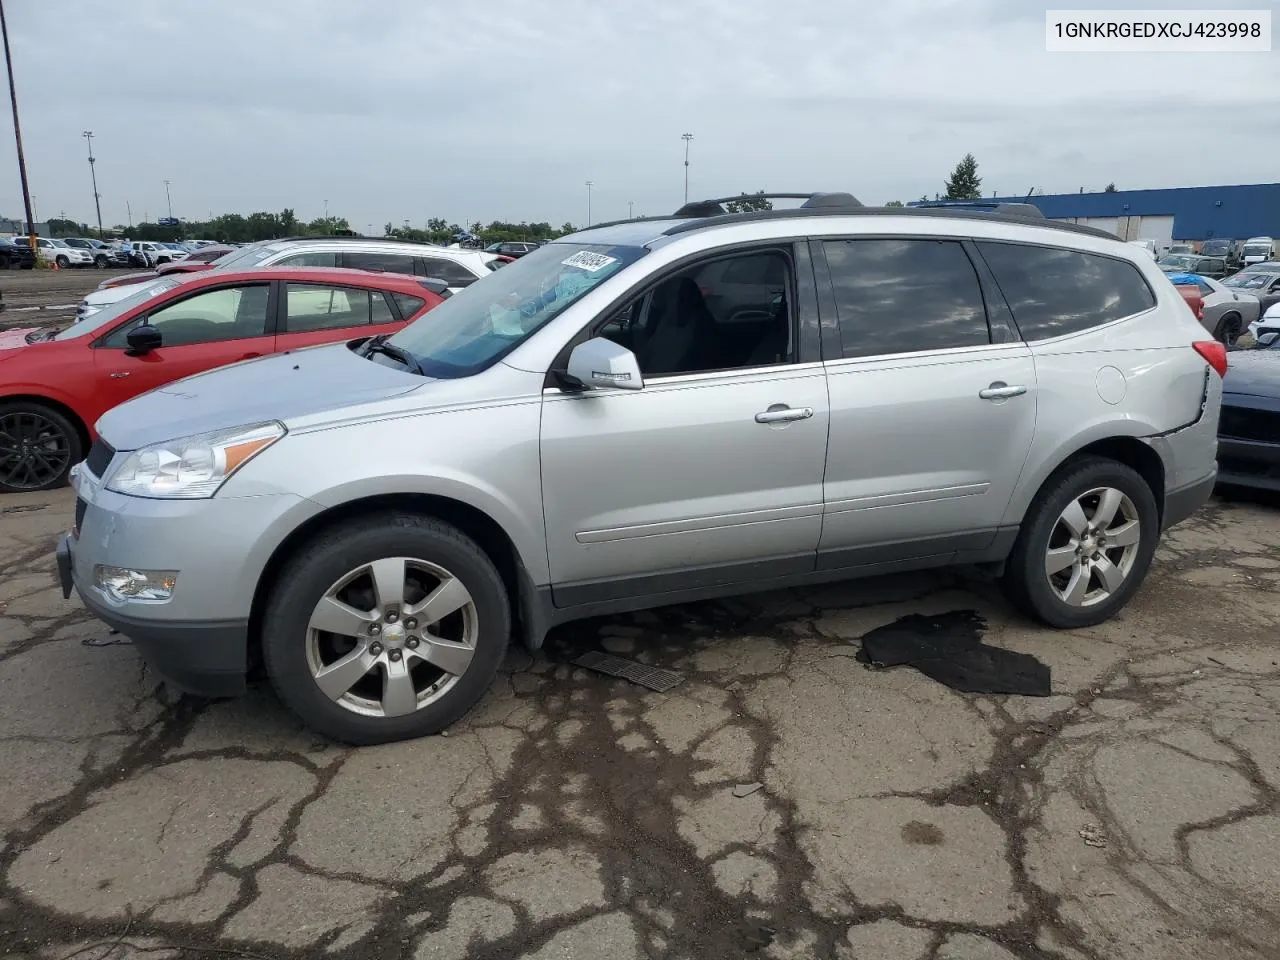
755,405,813,424
240,352,263,360
979,382,1027,400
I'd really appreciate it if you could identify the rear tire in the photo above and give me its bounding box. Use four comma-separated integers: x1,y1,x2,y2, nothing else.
1216,312,1242,348
1002,457,1159,629
0,401,83,494
262,513,510,745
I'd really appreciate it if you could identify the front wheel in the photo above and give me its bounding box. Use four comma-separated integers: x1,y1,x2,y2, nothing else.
94,255,108,269
0,402,83,494
262,514,510,745
54,255,69,269
1002,457,1159,629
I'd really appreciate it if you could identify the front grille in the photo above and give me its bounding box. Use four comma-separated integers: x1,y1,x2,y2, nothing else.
85,438,115,477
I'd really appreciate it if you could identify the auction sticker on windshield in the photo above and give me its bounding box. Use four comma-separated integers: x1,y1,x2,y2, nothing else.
562,251,617,272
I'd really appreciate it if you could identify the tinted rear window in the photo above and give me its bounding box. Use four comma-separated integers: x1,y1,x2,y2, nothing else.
977,242,1155,340
823,238,991,358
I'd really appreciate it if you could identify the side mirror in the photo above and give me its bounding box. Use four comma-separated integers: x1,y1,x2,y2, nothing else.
565,337,644,391
126,324,163,355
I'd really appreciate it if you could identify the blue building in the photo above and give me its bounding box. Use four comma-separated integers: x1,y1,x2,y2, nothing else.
913,183,1280,246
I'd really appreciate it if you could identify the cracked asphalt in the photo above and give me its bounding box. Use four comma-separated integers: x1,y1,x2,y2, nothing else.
1,487,1279,959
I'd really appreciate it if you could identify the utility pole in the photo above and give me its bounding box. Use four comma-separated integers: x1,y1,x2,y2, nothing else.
126,200,132,228
82,130,103,235
163,179,173,219
0,0,36,248
324,199,329,221
681,132,694,204
585,180,593,226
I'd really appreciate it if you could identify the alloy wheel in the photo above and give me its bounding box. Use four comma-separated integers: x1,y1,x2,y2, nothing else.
305,556,478,718
1044,486,1142,607
0,411,72,490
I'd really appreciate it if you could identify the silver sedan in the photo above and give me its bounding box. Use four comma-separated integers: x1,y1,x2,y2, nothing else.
1188,275,1260,345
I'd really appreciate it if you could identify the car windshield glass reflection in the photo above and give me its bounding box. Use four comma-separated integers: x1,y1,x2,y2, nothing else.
387,242,645,378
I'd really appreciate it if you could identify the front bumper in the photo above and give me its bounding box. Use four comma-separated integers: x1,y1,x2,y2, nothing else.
59,534,248,697
62,469,315,698
1217,437,1280,493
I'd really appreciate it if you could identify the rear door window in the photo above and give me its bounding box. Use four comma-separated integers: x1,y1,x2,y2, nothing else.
822,238,991,359
418,257,480,287
977,242,1155,340
341,251,417,274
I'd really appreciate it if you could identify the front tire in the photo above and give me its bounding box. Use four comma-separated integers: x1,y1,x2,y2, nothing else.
1002,457,1159,629
0,401,83,494
262,513,510,745
54,255,69,269
94,254,108,269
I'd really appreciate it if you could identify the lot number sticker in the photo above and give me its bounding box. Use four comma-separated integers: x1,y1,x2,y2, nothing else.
561,251,617,272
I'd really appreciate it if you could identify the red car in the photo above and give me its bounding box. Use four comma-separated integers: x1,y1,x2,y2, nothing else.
0,267,445,493
97,245,236,289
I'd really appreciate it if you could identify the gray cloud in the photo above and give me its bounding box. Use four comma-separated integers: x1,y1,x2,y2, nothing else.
3,0,1277,230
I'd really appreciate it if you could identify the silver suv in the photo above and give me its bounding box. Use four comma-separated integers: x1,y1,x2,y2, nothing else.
57,193,1225,744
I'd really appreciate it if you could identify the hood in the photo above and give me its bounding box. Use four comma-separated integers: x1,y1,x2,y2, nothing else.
1222,349,1280,399
0,327,40,352
97,341,430,451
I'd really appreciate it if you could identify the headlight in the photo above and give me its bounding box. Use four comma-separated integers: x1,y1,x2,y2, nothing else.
104,422,285,499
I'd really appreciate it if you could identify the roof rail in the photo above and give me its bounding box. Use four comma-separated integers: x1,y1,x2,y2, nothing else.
265,234,438,245
909,200,1047,219
672,192,862,218
659,203,1117,241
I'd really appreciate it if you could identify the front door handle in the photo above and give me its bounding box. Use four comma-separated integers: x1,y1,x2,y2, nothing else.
979,382,1027,400
755,405,814,424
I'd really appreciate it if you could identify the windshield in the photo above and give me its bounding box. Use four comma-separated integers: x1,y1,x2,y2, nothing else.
388,242,646,378
1200,241,1231,256
1159,255,1196,269
49,239,69,248
53,279,182,340
1223,272,1274,290
1243,243,1271,256
210,242,279,270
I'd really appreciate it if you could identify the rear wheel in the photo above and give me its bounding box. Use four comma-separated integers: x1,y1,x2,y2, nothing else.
1002,457,1159,628
0,402,83,494
1216,312,1242,348
262,513,510,744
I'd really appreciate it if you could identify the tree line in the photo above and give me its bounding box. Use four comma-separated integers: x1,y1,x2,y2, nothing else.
42,209,582,245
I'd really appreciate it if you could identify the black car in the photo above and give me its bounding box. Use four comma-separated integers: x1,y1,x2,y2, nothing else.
1217,348,1280,492
484,241,538,258
0,238,36,269
1222,265,1280,317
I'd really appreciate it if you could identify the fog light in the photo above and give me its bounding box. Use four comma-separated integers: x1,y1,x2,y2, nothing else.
93,565,178,602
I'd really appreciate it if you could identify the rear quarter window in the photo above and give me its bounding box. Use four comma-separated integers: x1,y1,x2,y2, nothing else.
977,242,1155,341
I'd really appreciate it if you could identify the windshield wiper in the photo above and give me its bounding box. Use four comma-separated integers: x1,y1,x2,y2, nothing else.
362,333,424,375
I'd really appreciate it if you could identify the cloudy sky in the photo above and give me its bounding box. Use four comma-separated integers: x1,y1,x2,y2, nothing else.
4,0,1278,230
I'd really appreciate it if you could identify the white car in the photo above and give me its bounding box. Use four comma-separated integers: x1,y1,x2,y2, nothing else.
76,239,500,319
16,237,93,268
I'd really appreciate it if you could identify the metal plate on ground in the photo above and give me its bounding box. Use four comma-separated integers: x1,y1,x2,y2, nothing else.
572,651,684,692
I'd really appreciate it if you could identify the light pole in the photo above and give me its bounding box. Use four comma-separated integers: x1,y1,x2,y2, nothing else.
628,200,634,219
324,199,329,222
82,130,103,235
681,132,694,204
0,0,35,247
585,180,593,226
163,179,173,219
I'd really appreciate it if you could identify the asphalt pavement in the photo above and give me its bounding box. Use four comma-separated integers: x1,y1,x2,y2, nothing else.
1,485,1279,959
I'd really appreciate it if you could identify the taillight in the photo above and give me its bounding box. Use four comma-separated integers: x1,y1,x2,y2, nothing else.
1193,340,1228,377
